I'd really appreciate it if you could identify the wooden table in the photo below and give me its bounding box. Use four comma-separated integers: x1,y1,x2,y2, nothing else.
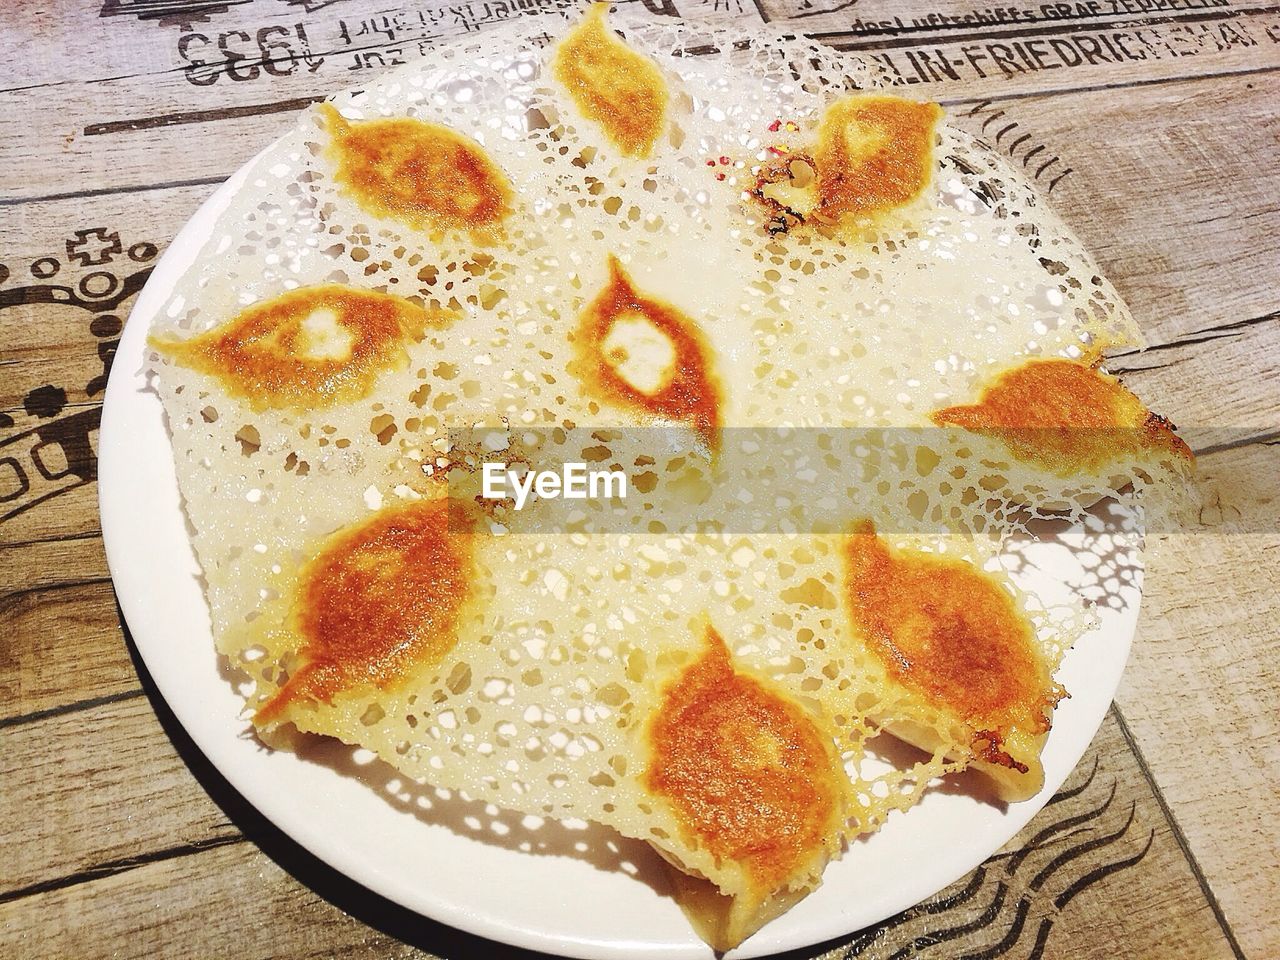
2,1,1276,957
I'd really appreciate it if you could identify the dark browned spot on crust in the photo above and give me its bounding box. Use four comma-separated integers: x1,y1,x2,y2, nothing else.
644,626,843,894
750,151,820,236
552,4,669,158
151,283,442,409
574,255,722,453
255,499,473,724
843,520,1061,770
321,103,513,237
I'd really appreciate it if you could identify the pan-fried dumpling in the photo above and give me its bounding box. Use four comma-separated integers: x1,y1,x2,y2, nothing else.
641,626,851,950
754,93,943,229
842,520,1065,802
814,94,944,221
572,255,722,453
931,357,1192,479
320,103,513,238
253,500,475,725
149,284,440,409
552,4,670,158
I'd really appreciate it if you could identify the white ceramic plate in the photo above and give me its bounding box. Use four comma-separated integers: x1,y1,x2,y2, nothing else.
99,149,1141,959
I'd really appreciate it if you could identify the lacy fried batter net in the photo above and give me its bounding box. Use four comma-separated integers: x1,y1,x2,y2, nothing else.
146,9,1178,913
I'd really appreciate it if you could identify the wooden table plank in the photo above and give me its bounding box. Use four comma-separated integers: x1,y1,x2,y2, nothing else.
1112,317,1280,430
0,183,205,547
2,695,237,897
0,841,429,960
1119,443,1280,958
0,535,111,598
0,578,132,723
971,76,1280,346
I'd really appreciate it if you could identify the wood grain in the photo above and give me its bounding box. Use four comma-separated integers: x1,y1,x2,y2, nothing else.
0,183,205,548
1119,442,1280,958
993,75,1280,346
0,840,438,960
0,578,132,723
2,695,237,897
1113,316,1280,431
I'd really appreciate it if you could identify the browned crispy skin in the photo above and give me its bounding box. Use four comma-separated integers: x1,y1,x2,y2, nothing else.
321,103,512,237
150,284,439,409
931,358,1193,476
552,4,669,158
752,94,942,231
644,626,843,896
574,255,722,452
843,520,1060,771
814,94,943,220
255,500,473,725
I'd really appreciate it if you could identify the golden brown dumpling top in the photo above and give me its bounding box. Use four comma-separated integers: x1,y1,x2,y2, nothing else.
151,284,439,409
753,93,942,229
643,625,846,896
814,94,942,220
552,4,670,158
843,520,1061,772
255,500,474,725
574,255,722,452
320,103,513,237
931,357,1193,476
